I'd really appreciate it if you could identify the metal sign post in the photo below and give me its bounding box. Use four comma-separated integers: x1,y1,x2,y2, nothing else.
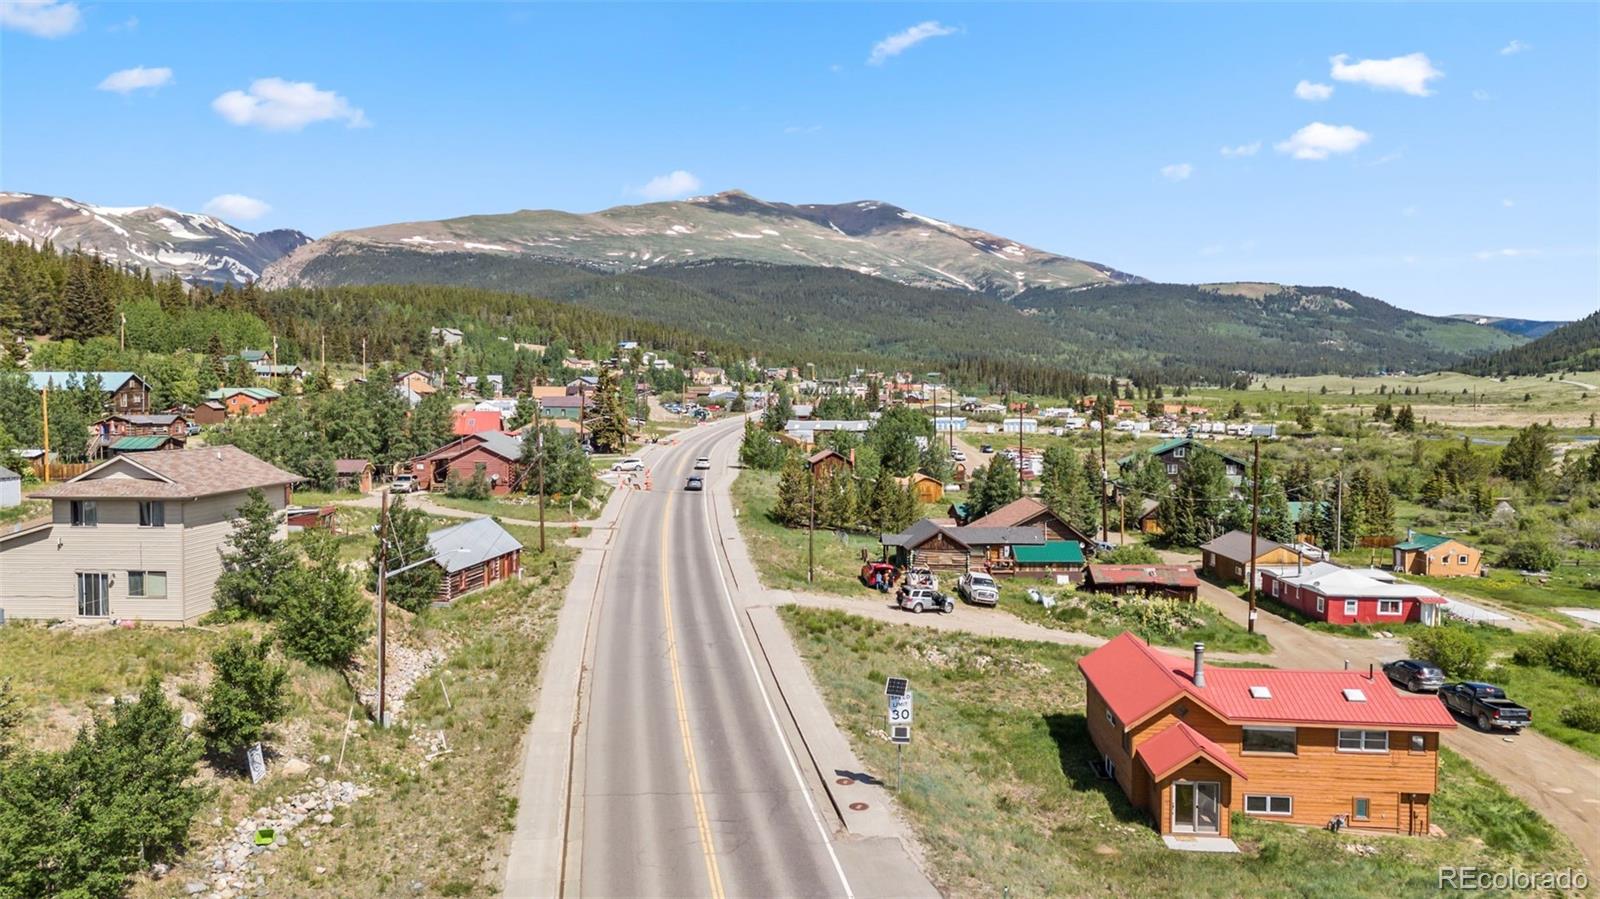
885,677,912,789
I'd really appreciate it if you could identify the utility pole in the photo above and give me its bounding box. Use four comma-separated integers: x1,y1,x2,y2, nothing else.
118,312,125,351
361,337,367,379
578,382,586,449
1017,394,1025,496
40,388,51,483
1118,492,1126,545
1098,403,1109,543
807,467,816,583
320,331,326,370
375,491,391,727
1246,439,1261,634
533,387,546,554
1335,466,1345,555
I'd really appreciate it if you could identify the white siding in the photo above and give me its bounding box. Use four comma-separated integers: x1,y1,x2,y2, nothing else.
0,499,186,621
181,489,287,620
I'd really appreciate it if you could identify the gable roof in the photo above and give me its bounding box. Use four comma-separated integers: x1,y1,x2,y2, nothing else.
1078,632,1456,730
965,496,1050,528
105,413,185,426
426,517,523,573
0,465,19,481
108,435,176,451
1086,564,1199,588
946,526,1047,547
206,387,281,402
807,448,850,466
881,518,958,549
1199,529,1291,562
423,431,523,462
1271,566,1445,602
32,445,299,500
1117,437,1246,470
1395,532,1456,552
1136,721,1249,782
335,459,372,475
27,371,143,392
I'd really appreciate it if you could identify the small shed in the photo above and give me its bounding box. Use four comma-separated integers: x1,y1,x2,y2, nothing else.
1083,564,1200,600
335,458,375,493
900,472,944,504
0,465,20,508
807,448,854,480
285,505,336,531
428,517,524,602
1010,540,1086,581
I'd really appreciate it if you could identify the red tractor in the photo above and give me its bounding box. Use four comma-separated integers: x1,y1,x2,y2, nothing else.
860,561,898,592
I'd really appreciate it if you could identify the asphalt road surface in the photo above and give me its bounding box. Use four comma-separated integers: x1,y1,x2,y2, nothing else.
576,421,853,898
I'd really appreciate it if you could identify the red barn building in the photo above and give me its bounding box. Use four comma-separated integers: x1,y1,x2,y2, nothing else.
452,409,504,436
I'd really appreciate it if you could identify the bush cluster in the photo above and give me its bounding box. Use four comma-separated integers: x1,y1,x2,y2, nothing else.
1512,632,1600,686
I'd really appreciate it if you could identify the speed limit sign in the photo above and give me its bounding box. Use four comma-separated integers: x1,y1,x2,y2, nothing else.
887,691,913,727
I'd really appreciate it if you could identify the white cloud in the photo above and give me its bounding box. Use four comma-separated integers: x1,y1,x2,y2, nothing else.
0,0,82,37
1219,142,1260,158
1160,163,1193,182
97,65,173,94
203,194,271,221
1275,122,1371,160
1294,80,1334,101
1499,39,1529,56
212,78,368,131
868,21,957,65
1472,89,1492,101
635,170,702,201
1330,53,1442,96
1502,198,1515,208
1474,247,1538,260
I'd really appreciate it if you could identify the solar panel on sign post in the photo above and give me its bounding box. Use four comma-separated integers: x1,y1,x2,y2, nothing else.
884,677,908,697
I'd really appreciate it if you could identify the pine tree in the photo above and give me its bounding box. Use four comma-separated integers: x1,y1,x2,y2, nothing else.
200,634,289,760
1395,404,1416,432
774,455,812,528
370,496,442,613
980,458,1020,516
213,488,296,617
277,531,370,668
865,466,901,533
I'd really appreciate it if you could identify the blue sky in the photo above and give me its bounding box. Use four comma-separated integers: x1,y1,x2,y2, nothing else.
3,1,1596,318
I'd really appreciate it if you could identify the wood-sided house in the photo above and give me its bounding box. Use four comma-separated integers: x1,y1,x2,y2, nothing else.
406,431,525,495
807,448,855,481
1117,438,1247,486
1199,530,1307,586
1263,563,1446,626
966,497,1098,547
91,413,190,458
426,517,523,602
1079,633,1455,841
1392,532,1482,578
335,459,375,493
29,371,152,416
1084,564,1200,600
880,519,1047,575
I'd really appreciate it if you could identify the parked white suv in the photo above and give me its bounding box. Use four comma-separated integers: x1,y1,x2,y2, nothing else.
611,458,645,472
694,457,711,470
957,571,1000,606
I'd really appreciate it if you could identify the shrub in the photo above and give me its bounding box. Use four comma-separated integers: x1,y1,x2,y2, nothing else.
1408,625,1488,678
1514,632,1600,686
1559,697,1600,733
1501,535,1559,572
278,531,371,669
200,634,289,761
1096,543,1162,565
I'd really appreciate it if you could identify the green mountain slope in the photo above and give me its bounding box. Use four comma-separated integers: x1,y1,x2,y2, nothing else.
277,241,1521,376
1460,311,1600,375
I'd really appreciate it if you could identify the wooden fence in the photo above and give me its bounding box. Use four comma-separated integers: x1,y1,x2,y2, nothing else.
30,460,91,481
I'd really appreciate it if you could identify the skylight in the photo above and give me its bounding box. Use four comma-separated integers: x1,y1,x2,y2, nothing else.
1343,688,1367,702
1249,686,1272,699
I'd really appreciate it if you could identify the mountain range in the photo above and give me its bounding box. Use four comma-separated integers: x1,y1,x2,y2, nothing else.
1,189,1530,375
0,191,310,285
260,189,1138,296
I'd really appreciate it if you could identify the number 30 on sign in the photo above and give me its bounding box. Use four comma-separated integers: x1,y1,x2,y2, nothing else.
887,691,913,725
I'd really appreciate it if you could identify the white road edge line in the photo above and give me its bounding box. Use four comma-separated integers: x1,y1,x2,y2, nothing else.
699,422,857,899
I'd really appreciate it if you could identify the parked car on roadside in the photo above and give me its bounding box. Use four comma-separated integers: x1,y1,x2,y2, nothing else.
950,449,966,462
389,475,417,494
612,457,645,472
980,444,994,454
861,561,898,592
1383,659,1445,693
1439,681,1531,731
903,567,938,591
957,571,1000,606
897,585,954,614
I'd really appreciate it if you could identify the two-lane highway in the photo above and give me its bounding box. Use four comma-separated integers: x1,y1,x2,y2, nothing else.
574,420,851,897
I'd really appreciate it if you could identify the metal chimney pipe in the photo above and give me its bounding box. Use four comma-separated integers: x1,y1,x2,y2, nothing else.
1369,663,1375,680
1193,642,1206,688
1344,659,1350,670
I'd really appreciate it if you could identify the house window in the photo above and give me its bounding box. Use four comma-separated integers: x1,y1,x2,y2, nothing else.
1173,447,1186,458
127,571,167,598
1458,554,1469,565
1316,596,1326,614
1166,464,1178,475
1378,599,1402,615
1105,708,1115,727
1353,797,1371,820
119,393,129,409
1242,726,1298,755
70,500,97,527
1337,729,1389,752
1271,579,1280,597
1409,734,1426,753
76,572,109,617
1344,599,1359,617
1244,795,1293,816
139,501,165,528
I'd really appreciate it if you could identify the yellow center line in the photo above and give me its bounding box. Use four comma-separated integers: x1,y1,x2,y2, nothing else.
660,481,726,899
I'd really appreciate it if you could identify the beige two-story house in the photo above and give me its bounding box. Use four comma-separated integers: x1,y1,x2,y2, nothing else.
0,446,299,624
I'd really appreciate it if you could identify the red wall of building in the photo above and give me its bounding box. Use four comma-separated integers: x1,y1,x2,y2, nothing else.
1263,573,1429,624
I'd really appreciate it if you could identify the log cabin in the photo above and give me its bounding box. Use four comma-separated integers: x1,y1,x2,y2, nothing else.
427,517,523,602
1079,633,1455,842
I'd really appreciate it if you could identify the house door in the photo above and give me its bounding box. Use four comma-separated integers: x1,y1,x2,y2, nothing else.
1172,781,1221,834
1419,604,1437,626
77,572,110,618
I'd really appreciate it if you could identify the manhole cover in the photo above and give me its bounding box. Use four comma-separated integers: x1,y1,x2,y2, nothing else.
836,777,855,785
848,802,869,812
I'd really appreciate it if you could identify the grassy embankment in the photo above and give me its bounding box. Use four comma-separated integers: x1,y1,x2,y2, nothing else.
781,607,1586,898
1,542,577,897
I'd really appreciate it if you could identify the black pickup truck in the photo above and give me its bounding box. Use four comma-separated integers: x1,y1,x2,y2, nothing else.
1439,682,1532,732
